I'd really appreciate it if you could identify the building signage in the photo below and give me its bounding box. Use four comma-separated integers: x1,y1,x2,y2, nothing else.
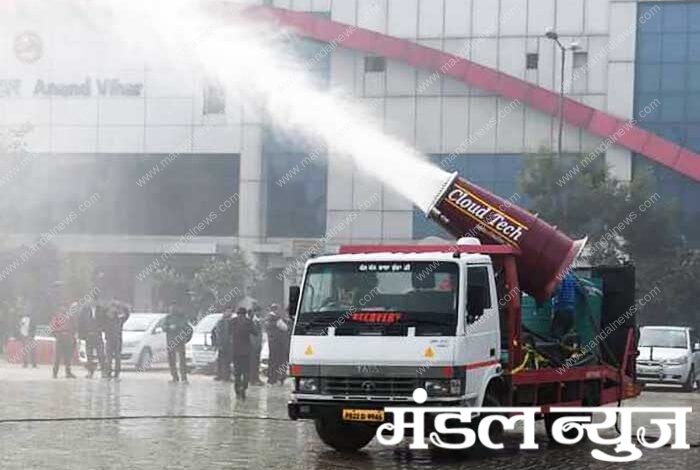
0,77,143,98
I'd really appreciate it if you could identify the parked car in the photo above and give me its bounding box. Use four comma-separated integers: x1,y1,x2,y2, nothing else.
185,313,271,375
121,313,168,370
186,313,221,373
637,326,700,392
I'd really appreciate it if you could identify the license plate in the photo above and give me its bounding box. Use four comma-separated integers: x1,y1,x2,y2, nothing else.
342,409,385,423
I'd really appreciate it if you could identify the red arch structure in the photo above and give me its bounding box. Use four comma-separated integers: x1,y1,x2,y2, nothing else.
243,6,700,182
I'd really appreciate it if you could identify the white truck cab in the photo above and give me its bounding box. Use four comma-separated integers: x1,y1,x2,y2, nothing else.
287,243,506,451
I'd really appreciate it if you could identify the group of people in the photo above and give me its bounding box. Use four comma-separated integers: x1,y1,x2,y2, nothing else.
50,296,131,379
211,303,291,399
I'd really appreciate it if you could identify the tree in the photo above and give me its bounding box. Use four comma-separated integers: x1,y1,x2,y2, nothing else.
151,265,190,311
190,251,254,316
519,152,698,327
59,254,97,301
150,251,255,319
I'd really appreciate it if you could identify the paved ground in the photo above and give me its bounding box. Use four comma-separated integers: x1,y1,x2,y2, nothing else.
0,364,697,469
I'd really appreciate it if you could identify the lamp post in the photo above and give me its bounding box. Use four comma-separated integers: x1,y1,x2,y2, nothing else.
545,29,580,159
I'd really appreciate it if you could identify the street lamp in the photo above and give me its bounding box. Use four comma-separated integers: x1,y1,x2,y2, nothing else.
545,28,581,159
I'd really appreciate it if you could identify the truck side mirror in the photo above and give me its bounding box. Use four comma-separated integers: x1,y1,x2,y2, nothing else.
694,342,700,352
288,286,300,319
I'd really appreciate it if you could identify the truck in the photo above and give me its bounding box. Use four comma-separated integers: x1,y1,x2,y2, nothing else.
286,172,641,452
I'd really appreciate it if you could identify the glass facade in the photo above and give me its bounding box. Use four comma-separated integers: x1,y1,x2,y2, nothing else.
634,2,700,244
264,39,330,238
413,154,524,239
0,154,239,236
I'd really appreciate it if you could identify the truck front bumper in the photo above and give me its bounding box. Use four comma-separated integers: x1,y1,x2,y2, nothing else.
288,397,463,421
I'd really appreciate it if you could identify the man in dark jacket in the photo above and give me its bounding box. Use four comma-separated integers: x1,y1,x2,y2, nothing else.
50,304,77,379
211,308,233,381
78,297,105,378
163,304,193,383
103,298,130,380
231,307,254,399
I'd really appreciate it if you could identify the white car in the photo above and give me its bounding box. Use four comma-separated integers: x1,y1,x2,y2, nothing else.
186,313,221,372
185,313,271,374
121,313,168,369
637,326,700,392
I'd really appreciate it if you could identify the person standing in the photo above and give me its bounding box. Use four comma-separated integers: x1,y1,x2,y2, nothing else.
18,307,37,368
50,304,77,379
265,303,290,385
231,307,254,399
551,272,577,339
211,308,233,382
103,298,130,380
164,304,193,383
78,297,105,378
248,304,264,386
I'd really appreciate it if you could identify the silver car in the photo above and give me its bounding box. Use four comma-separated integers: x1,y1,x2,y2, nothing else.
637,326,700,392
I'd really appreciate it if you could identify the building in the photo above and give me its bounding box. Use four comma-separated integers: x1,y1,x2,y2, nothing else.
1,0,698,308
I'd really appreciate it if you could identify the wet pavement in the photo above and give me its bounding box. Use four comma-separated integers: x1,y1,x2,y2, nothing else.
0,364,698,469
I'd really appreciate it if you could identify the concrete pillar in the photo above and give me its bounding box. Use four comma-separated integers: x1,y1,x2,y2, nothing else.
237,102,265,254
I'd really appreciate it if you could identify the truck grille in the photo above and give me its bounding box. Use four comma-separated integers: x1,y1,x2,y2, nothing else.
321,377,420,397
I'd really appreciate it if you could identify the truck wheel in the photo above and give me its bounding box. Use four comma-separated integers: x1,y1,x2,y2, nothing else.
473,392,504,451
314,418,376,452
683,367,697,393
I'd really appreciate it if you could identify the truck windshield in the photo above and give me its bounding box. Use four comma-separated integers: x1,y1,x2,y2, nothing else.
296,261,459,336
639,329,687,349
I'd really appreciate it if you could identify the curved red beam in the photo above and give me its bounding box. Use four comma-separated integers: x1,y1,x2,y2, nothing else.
241,5,700,182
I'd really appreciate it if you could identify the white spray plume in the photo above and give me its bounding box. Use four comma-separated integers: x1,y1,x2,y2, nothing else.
88,0,451,212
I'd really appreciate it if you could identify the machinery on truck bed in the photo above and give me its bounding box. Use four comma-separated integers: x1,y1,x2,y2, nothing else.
286,172,641,452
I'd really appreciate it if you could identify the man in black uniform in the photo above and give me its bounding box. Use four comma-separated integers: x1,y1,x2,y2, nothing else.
79,297,105,378
103,298,130,380
231,307,254,399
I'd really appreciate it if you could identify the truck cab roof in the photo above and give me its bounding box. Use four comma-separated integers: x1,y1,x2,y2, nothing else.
307,251,493,266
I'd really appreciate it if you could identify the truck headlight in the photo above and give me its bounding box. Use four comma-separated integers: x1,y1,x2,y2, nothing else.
297,378,320,393
123,341,138,349
424,379,461,396
663,356,688,365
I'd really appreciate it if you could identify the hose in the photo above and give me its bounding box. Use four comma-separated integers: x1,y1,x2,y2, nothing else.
0,413,291,424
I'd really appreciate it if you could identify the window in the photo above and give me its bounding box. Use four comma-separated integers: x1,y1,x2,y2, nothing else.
203,82,226,115
364,56,386,73
0,154,239,236
573,51,588,69
265,151,327,237
466,265,491,324
526,53,538,70
296,261,460,336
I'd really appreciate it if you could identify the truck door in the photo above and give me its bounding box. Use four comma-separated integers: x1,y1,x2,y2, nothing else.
463,264,500,399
